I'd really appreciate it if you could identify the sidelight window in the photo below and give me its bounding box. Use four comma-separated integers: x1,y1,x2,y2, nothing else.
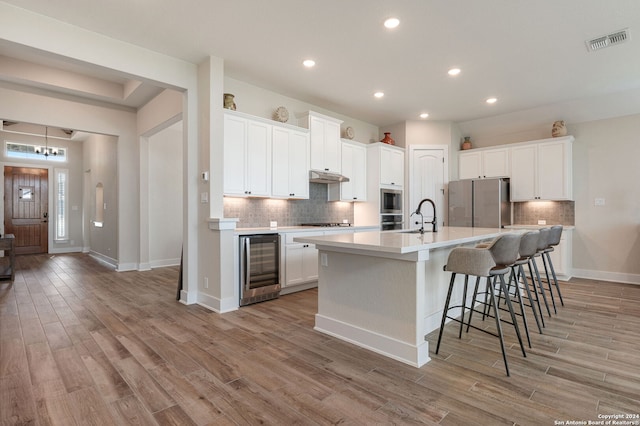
54,168,69,241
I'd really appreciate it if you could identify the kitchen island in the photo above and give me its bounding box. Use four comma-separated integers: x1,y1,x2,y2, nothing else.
294,226,516,368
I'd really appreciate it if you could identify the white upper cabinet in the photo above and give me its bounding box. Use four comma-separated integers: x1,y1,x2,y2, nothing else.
224,112,271,197
510,136,573,201
300,111,343,173
271,126,310,199
459,147,509,180
379,144,405,187
328,140,367,201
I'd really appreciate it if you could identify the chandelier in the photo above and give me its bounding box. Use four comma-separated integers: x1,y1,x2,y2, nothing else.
35,127,58,157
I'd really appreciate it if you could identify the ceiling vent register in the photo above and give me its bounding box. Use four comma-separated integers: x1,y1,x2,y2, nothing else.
586,29,629,52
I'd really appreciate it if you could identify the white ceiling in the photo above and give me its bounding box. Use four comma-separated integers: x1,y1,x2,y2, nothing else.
1,0,640,126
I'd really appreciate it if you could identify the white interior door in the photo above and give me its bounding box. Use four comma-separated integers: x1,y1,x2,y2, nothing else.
409,147,446,231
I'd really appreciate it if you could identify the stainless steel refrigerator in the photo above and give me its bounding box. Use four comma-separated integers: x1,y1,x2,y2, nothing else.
448,178,511,228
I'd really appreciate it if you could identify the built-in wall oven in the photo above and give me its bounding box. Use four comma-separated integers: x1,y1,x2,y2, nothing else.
380,188,403,214
380,214,404,231
380,188,403,230
239,234,281,306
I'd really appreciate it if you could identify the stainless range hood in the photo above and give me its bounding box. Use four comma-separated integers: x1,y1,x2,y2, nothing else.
309,170,350,184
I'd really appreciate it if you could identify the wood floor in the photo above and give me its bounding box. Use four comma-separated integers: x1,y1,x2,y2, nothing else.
1,254,639,425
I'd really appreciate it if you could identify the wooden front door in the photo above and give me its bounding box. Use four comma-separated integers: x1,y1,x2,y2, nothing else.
3,166,49,254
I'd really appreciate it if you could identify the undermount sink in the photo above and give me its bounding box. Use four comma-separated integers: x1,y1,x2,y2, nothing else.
398,229,427,234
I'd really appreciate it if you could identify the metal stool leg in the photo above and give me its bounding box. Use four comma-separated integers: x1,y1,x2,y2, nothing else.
487,276,510,376
531,257,552,317
436,273,457,354
545,251,565,306
458,275,469,338
497,274,527,357
509,270,532,348
540,254,558,314
518,264,544,332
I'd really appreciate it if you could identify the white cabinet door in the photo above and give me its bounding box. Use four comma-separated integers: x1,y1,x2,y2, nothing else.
538,141,571,200
308,114,342,173
482,148,510,178
380,146,404,186
459,148,509,180
271,127,310,199
309,115,325,171
511,139,572,201
288,130,310,198
329,141,367,201
324,119,341,173
246,120,271,196
351,143,367,200
271,126,291,198
223,114,248,196
284,244,305,286
510,144,537,201
224,112,271,197
283,231,322,287
459,151,482,180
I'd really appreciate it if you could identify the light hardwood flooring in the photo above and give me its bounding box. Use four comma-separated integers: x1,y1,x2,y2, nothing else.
1,253,639,425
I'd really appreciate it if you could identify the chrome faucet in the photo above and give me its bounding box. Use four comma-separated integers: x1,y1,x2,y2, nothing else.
413,198,438,233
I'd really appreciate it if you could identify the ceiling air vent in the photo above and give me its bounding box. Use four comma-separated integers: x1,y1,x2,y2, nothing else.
586,28,629,52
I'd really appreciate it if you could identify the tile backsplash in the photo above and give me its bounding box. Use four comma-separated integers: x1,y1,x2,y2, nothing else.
224,183,355,228
513,200,575,225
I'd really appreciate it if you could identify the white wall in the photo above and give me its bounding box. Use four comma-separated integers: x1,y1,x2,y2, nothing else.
83,133,118,263
224,77,379,143
570,114,640,282
148,126,183,267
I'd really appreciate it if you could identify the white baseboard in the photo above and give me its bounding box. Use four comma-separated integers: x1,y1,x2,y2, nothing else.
150,258,180,269
116,262,138,272
572,268,640,285
89,251,117,269
49,246,83,254
280,281,317,295
314,314,431,368
197,292,238,313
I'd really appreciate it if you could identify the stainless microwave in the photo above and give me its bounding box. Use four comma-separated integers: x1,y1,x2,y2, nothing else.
380,188,402,214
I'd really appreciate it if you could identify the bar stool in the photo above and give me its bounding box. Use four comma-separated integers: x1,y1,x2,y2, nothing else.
543,225,564,307
534,228,557,314
507,230,545,334
436,233,526,376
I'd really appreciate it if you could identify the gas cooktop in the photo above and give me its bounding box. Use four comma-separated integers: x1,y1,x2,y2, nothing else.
300,222,352,227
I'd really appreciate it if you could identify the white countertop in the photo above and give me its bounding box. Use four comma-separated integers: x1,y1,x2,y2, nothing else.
235,225,379,235
294,226,516,254
506,224,575,230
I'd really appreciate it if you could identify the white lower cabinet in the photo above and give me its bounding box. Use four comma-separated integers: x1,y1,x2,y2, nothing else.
281,231,323,289
280,228,370,294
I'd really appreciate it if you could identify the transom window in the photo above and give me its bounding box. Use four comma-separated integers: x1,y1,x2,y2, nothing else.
5,141,67,161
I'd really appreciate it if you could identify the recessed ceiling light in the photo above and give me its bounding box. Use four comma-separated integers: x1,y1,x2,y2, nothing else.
303,59,316,68
384,18,400,29
374,91,385,98
419,113,429,119
448,68,461,76
486,97,498,104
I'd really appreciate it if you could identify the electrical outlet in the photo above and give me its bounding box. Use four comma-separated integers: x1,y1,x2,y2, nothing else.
204,277,208,289
270,221,277,228
320,253,328,267
538,219,546,225
594,198,605,206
